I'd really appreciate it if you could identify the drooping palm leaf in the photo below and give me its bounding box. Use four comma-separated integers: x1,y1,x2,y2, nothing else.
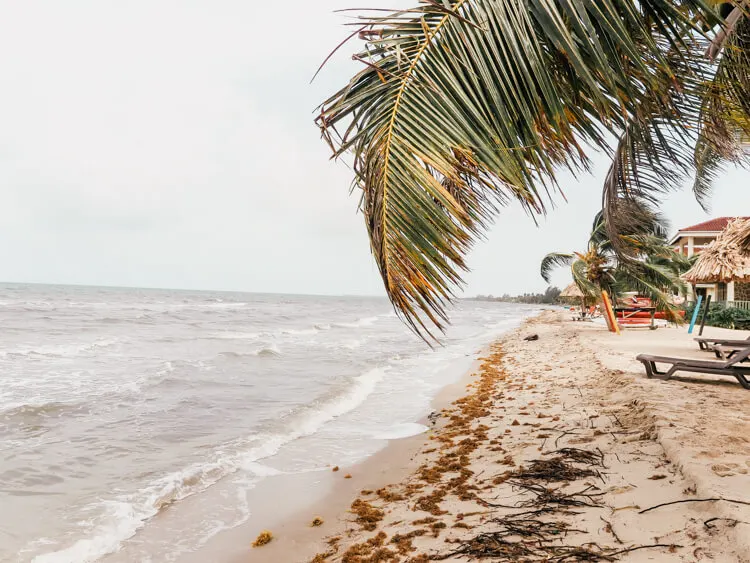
540,253,575,283
602,12,750,251
599,38,711,254
570,258,600,299
318,0,718,339
602,120,696,249
693,134,725,210
695,15,750,189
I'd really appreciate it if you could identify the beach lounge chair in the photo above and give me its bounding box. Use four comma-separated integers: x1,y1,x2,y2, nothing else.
711,344,750,361
694,335,750,351
636,347,750,389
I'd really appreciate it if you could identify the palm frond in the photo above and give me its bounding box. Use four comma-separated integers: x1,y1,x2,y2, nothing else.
318,0,718,339
570,259,600,299
694,15,750,198
693,134,725,211
598,187,674,260
596,19,750,254
540,252,575,283
601,109,702,258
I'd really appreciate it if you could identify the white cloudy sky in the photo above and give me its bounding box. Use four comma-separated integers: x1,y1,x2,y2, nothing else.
0,1,747,297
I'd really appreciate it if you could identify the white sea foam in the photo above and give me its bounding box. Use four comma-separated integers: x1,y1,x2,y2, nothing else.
280,327,319,336
0,338,120,359
333,315,380,329
202,301,249,310
31,460,240,563
254,344,281,357
30,366,388,563
209,321,350,342
218,344,281,358
242,462,282,477
208,331,262,341
291,367,387,436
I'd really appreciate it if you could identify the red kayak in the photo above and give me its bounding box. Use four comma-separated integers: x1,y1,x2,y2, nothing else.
616,310,686,320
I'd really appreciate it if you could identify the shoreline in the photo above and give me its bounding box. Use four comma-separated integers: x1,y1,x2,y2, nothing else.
238,310,750,563
169,320,526,563
229,350,489,563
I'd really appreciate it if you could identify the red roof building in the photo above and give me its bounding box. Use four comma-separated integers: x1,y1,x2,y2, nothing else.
673,217,750,236
670,217,750,253
671,217,750,303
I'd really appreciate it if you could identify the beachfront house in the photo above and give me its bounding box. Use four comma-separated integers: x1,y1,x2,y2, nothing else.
671,217,750,305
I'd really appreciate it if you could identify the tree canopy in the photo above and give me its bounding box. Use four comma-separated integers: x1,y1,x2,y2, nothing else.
541,209,691,320
317,0,750,340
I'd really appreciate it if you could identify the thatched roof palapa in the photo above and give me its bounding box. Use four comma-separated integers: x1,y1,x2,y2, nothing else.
683,218,750,284
560,282,585,298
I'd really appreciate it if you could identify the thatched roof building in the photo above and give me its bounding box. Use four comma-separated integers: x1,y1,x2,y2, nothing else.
683,218,750,284
560,282,584,298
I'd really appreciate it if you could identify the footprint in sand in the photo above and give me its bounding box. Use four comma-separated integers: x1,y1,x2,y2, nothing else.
609,485,635,495
698,450,723,459
722,434,750,445
711,463,741,477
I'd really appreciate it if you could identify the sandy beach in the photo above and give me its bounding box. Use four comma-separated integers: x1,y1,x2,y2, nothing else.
243,310,750,562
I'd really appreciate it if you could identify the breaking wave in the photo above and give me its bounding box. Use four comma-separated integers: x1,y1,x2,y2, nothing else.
30,366,389,563
332,315,380,329
0,401,90,424
0,338,120,359
217,344,281,359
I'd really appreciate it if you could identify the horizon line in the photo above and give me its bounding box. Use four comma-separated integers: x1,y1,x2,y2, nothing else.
0,280,390,300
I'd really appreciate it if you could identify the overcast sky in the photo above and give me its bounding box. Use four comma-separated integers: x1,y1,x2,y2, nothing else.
0,1,748,298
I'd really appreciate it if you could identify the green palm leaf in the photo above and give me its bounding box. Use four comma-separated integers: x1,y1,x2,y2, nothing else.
570,259,600,298
602,15,750,250
694,16,750,197
540,252,575,283
540,202,687,322
318,0,718,339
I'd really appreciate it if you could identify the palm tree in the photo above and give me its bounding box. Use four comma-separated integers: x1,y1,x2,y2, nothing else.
317,0,750,339
540,210,690,320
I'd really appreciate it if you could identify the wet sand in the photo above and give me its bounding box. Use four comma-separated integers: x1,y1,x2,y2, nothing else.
235,311,750,562
183,353,484,563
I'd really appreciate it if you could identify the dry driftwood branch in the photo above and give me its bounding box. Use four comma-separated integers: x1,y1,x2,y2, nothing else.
600,516,623,544
704,516,750,528
639,497,750,514
607,543,682,557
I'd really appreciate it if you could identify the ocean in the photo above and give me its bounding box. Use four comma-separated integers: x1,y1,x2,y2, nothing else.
0,283,536,562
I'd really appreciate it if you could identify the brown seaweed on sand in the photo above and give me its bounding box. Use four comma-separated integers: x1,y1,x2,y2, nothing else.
435,531,609,561
350,499,385,531
340,532,400,562
508,456,601,482
251,530,273,548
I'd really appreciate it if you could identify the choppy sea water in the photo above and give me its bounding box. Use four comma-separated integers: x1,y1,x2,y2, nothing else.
0,284,536,562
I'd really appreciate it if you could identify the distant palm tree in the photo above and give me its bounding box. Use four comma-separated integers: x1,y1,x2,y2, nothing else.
540,210,690,319
317,0,750,339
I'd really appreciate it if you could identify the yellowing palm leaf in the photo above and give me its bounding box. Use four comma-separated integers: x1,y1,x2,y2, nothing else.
318,0,721,340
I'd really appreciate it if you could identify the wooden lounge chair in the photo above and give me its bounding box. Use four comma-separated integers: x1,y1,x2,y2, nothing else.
711,344,750,361
694,335,750,351
636,347,750,389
